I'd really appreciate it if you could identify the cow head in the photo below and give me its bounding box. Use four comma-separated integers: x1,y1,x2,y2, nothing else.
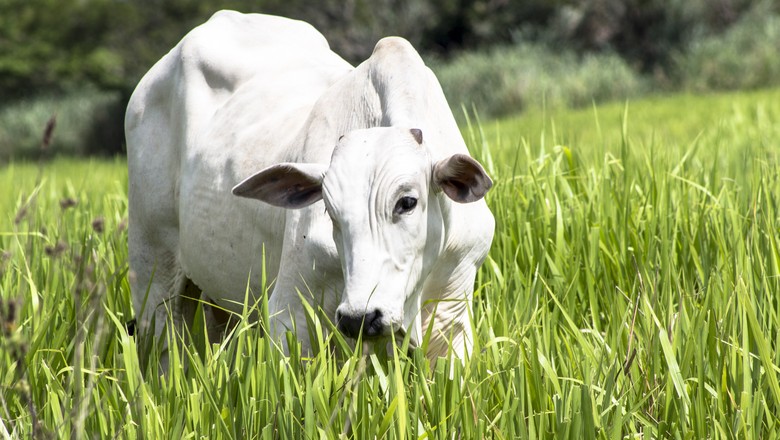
233,127,492,343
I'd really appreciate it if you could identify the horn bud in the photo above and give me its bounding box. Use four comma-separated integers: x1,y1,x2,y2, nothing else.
410,128,423,145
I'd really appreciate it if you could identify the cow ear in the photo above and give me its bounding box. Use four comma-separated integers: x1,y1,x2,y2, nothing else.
433,154,493,203
232,163,327,209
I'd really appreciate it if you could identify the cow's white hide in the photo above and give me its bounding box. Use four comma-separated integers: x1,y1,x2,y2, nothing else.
126,10,495,362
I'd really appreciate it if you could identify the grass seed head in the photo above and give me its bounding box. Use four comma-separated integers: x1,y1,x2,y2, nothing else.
44,241,67,258
59,197,78,210
0,297,20,336
91,217,105,233
13,205,27,224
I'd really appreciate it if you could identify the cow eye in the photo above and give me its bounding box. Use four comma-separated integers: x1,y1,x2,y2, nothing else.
394,196,417,215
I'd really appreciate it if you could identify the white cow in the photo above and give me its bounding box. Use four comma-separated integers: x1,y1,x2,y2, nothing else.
126,10,494,361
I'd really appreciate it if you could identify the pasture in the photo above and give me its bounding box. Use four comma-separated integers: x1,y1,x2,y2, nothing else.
2,88,780,438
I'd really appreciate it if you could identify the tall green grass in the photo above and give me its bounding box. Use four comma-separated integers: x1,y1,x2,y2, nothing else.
2,89,780,438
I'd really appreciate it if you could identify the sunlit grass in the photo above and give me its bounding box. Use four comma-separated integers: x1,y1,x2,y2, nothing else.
2,89,780,438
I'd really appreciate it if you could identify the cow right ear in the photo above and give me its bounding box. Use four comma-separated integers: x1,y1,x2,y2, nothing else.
232,163,327,209
433,154,492,203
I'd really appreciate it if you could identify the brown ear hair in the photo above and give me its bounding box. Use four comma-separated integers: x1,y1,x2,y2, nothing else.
433,154,492,203
232,163,327,209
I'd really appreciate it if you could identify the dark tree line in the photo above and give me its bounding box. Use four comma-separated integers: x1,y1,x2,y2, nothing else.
0,0,766,156
1,0,761,100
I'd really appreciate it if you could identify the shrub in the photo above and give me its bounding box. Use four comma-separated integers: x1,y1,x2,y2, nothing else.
546,0,757,74
0,88,124,161
675,7,780,91
430,42,646,120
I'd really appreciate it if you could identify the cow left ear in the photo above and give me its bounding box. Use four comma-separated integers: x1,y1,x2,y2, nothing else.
233,163,327,209
433,154,493,203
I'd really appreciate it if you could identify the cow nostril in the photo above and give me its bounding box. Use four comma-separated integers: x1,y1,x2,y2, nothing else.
336,309,384,339
362,310,382,337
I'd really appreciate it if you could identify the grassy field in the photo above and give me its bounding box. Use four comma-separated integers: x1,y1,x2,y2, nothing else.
1,88,780,438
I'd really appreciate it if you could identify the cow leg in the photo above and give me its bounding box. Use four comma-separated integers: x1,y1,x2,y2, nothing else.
420,263,478,361
267,287,308,353
263,207,342,355
131,241,232,373
180,280,239,358
202,294,237,343
267,281,340,355
129,227,191,373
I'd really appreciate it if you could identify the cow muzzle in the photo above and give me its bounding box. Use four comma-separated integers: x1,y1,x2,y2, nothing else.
335,308,386,339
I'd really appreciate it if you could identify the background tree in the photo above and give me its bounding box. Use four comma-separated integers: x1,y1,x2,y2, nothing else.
0,0,776,159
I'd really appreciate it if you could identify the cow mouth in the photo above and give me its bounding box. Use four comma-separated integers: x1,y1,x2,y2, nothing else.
374,326,417,348
356,328,418,356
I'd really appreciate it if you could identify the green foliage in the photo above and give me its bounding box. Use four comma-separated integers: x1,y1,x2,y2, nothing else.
2,89,780,437
0,88,124,161
431,42,646,120
546,0,757,73
0,0,520,100
0,0,771,101
2,0,780,157
675,7,780,91
0,0,131,98
414,0,562,53
432,0,780,121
